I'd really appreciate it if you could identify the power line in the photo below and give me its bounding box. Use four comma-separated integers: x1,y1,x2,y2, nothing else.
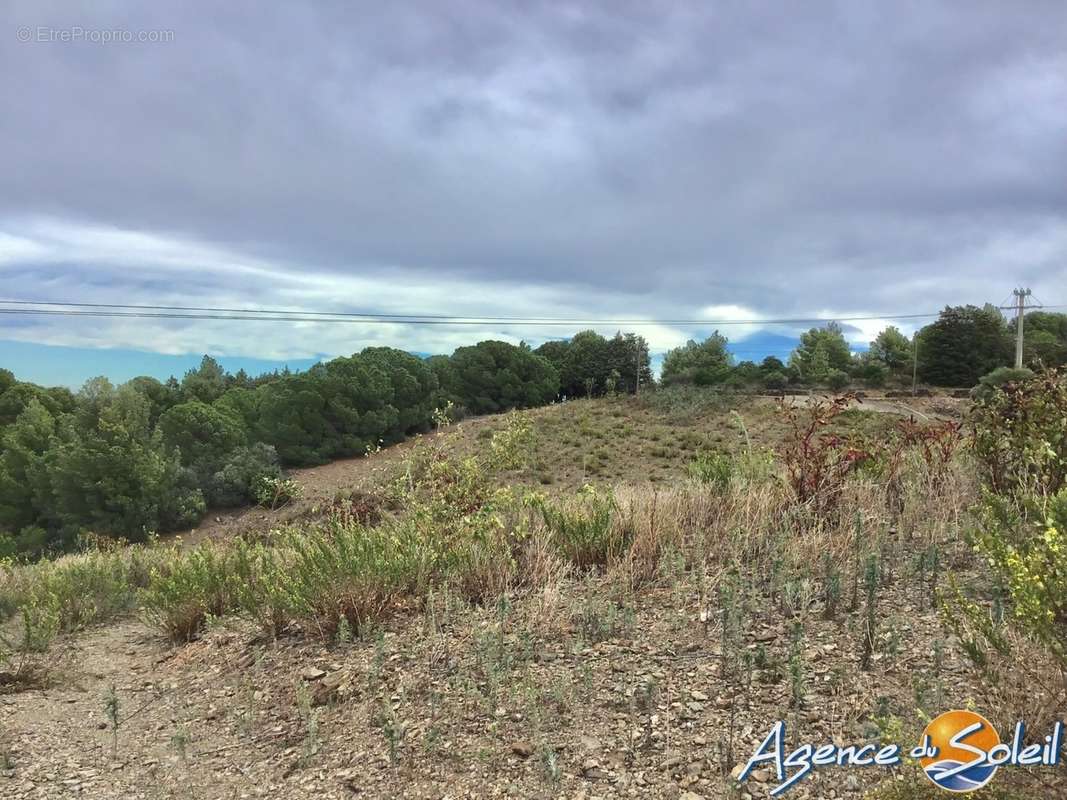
1,297,1061,330
0,299,952,327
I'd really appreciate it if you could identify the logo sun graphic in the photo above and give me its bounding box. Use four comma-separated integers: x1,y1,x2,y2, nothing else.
920,710,1000,793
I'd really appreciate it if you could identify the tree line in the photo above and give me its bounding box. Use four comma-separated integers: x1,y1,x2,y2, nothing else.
0,332,653,555
661,305,1067,391
3,304,1062,555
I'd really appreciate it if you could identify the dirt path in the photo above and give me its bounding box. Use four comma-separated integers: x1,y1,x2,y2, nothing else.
777,392,963,422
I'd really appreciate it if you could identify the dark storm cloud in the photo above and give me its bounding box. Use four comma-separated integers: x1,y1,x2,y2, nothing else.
1,0,1065,357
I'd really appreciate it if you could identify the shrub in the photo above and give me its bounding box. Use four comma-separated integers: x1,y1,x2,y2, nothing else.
533,487,625,570
778,396,870,519
228,538,298,637
141,546,236,641
26,552,139,632
253,475,302,510
972,491,1067,661
206,443,283,507
488,412,535,471
971,369,1067,497
972,366,1034,402
688,451,733,488
826,369,851,391
282,520,430,639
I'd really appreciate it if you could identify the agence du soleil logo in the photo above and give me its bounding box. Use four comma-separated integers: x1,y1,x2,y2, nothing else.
738,710,1063,795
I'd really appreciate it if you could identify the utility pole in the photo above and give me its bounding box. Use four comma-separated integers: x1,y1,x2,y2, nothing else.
1014,288,1029,369
1000,288,1041,369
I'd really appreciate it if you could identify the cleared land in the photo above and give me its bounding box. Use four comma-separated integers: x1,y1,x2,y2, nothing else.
1,391,1062,800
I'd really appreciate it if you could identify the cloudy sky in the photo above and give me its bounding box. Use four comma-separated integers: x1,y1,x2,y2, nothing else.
2,1,1065,385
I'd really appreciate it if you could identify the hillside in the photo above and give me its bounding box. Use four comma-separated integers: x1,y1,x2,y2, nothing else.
177,392,954,545
1,390,1063,800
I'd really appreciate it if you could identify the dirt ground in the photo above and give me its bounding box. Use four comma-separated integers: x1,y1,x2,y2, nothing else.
1,551,1029,800
9,391,1050,800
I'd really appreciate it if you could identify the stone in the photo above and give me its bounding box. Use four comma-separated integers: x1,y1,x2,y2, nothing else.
311,671,348,706
511,742,534,759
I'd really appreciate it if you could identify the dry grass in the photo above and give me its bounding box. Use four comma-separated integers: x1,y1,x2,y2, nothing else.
4,391,1062,798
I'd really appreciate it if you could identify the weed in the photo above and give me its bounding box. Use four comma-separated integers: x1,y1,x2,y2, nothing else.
488,412,535,471
788,621,806,708
103,684,120,758
253,475,302,510
860,554,879,671
688,451,733,487
539,745,562,787
432,400,456,429
533,487,625,570
778,395,870,520
295,682,319,766
822,553,841,621
378,708,406,767
170,724,191,765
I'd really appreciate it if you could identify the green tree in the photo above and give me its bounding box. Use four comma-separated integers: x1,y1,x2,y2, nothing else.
789,323,852,382
605,333,652,394
1010,311,1067,369
180,355,230,404
442,341,559,414
255,374,334,465
661,332,732,386
125,376,180,426
916,305,1011,386
0,382,71,428
868,326,912,372
0,399,56,535
535,332,651,397
759,356,786,373
46,384,205,539
213,387,260,433
561,330,610,398
158,401,248,482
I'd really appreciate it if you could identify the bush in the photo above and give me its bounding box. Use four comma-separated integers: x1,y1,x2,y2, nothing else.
972,366,1034,402
688,451,733,487
253,475,302,510
488,412,535,470
762,371,788,391
141,546,236,641
283,520,432,638
206,443,283,507
971,369,1067,496
967,369,1067,666
26,550,145,632
826,369,851,391
778,396,869,519
972,491,1067,660
533,488,625,570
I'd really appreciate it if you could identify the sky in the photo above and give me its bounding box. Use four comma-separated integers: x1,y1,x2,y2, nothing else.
2,2,1066,388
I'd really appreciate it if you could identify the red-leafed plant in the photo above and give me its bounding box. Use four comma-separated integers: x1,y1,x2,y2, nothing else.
778,395,871,519
897,417,963,488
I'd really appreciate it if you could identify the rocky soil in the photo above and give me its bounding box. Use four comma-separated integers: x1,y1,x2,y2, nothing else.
3,550,1061,799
